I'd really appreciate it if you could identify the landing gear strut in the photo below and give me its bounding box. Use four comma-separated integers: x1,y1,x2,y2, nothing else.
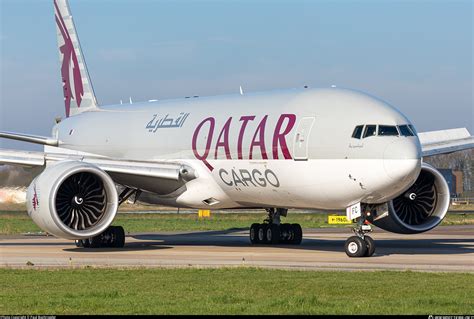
345,209,375,257
249,208,302,245
75,226,126,248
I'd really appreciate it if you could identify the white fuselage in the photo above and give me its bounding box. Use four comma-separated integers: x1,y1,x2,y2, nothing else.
52,87,422,210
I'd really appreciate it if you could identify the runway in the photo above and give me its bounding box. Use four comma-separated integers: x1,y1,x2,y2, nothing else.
1,226,473,272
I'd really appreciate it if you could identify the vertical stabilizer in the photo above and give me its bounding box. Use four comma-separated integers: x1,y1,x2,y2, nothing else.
54,0,98,117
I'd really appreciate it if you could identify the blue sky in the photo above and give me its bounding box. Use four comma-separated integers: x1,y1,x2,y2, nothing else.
0,0,472,151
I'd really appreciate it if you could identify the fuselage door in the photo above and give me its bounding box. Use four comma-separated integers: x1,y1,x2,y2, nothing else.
293,117,315,161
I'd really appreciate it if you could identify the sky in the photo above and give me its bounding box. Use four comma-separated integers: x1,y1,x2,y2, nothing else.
0,0,472,151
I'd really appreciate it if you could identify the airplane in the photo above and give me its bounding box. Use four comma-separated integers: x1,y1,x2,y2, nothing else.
1,0,473,257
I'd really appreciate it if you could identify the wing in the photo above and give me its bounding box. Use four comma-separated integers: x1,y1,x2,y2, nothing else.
0,147,196,195
419,128,474,157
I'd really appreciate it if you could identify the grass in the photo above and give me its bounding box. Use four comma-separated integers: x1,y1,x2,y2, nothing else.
0,210,344,235
0,268,472,315
112,211,343,233
1,210,473,235
438,212,474,225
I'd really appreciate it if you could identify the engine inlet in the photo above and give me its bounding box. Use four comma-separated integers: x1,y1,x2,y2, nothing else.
56,172,107,230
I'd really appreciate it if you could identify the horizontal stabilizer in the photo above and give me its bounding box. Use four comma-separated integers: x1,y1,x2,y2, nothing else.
0,131,59,146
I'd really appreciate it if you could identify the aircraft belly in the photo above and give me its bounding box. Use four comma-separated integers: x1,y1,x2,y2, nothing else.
108,172,184,196
206,158,416,210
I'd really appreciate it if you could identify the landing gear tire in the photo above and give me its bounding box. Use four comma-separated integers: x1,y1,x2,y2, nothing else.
88,235,102,248
364,235,375,257
345,236,367,257
82,238,91,248
248,208,302,246
266,224,281,244
280,223,291,244
345,205,376,257
257,224,268,244
249,222,303,245
250,223,260,244
290,223,303,245
112,226,126,248
75,240,83,248
77,226,126,248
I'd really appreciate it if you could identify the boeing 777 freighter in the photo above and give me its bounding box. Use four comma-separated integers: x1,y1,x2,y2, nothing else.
1,0,473,257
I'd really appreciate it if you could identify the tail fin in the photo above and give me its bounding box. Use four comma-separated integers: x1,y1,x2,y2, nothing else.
54,0,98,117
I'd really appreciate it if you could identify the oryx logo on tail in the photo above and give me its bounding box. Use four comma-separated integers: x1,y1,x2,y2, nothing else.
54,0,84,117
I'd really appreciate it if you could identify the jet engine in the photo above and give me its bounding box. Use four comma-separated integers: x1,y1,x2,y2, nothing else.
372,163,450,234
26,161,118,239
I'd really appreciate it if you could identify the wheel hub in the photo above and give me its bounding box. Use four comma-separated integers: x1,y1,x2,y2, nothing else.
348,242,358,254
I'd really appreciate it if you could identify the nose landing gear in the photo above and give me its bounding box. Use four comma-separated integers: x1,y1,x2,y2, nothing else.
249,208,303,245
345,210,376,257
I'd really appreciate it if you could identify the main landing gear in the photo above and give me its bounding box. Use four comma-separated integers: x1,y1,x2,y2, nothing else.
74,187,141,248
74,187,138,249
344,210,376,257
249,208,303,245
75,226,126,248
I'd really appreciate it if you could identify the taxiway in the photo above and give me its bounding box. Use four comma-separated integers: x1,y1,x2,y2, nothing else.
1,226,473,272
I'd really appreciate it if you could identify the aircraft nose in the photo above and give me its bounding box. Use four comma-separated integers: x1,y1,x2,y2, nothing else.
383,138,421,181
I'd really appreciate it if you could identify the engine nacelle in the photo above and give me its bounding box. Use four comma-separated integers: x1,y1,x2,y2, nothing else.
26,161,118,239
372,163,450,234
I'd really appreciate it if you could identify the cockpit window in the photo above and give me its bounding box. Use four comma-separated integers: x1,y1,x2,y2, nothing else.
378,125,399,136
398,125,414,136
363,125,377,138
352,125,364,139
408,124,418,136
